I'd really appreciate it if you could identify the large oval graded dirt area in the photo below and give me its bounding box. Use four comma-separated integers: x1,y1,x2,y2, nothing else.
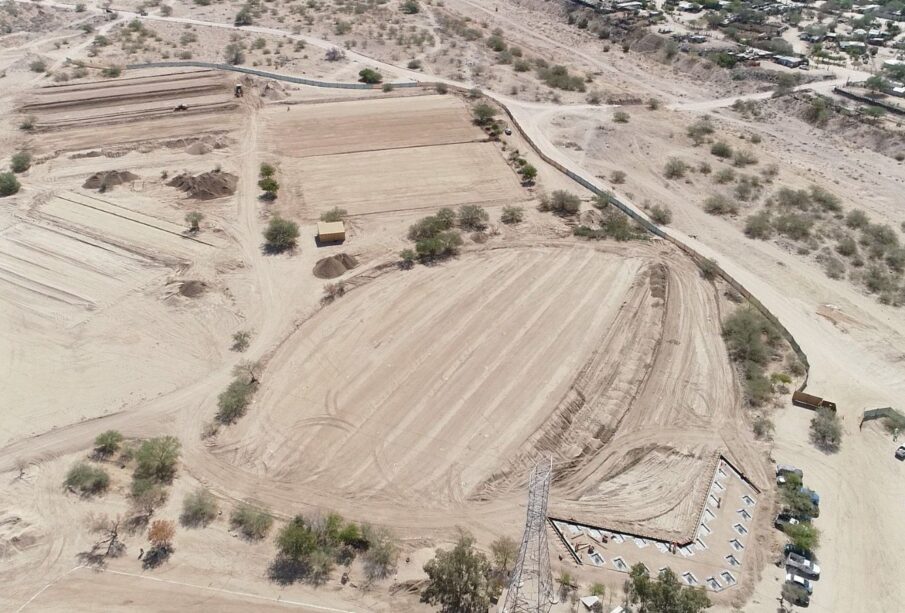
214,244,753,533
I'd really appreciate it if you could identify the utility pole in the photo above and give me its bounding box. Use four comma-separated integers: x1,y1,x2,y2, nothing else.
501,458,555,613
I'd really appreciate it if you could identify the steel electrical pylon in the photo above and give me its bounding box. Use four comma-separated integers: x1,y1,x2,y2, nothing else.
501,458,555,613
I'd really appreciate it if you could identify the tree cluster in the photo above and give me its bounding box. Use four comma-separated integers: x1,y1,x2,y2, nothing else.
624,564,711,612
721,307,782,406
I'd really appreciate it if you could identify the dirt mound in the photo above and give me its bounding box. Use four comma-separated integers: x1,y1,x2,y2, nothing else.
262,80,289,100
313,253,358,279
185,141,212,155
82,170,138,191
167,169,237,200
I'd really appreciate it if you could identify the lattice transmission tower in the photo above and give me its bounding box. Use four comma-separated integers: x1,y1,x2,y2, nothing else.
501,458,555,613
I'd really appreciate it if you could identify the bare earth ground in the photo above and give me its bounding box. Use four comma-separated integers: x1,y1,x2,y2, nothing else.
2,0,905,611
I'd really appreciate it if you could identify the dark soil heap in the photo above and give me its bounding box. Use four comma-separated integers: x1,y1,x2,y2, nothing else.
167,169,238,200
82,170,139,191
313,253,359,279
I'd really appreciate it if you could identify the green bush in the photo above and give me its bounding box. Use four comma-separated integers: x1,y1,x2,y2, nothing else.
65,462,110,495
710,141,733,158
612,111,630,123
458,205,489,231
745,211,772,239
472,103,496,125
0,172,21,197
263,216,299,253
540,190,581,215
10,152,31,173
217,378,257,424
415,231,463,261
686,118,714,145
713,168,735,184
101,66,122,78
732,150,758,167
663,158,688,179
536,65,585,92
835,235,858,257
320,207,347,223
94,430,124,457
773,213,813,241
231,504,274,540
845,209,869,229
259,163,276,178
358,68,382,84
135,436,181,483
501,206,524,225
784,522,820,552
181,488,219,527
722,307,779,366
703,194,737,216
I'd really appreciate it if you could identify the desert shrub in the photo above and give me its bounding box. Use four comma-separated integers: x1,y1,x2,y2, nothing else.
773,213,813,240
224,43,244,65
686,118,714,145
752,414,774,440
540,190,581,215
772,187,811,211
181,488,218,527
231,330,251,352
663,158,688,179
802,96,831,126
810,408,841,452
710,141,733,159
185,211,203,233
886,248,905,273
407,59,422,70
722,307,779,366
320,207,347,223
358,68,382,84
362,525,399,583
809,185,841,212
649,204,672,225
500,206,524,225
845,209,869,229
743,363,773,407
785,522,820,552
486,34,506,52
231,504,273,540
822,255,846,279
258,177,279,198
435,208,456,229
401,0,421,13
519,164,537,183
29,59,46,73
536,64,585,91
65,462,110,495
611,170,626,184
10,151,31,173
408,214,453,241
19,116,36,131
415,232,463,261
745,211,772,239
263,217,299,253
101,66,122,78
836,235,858,257
612,110,630,123
703,194,737,216
94,430,124,457
234,6,253,26
216,378,256,424
135,436,181,483
713,168,735,184
699,258,719,281
458,205,489,231
863,263,895,294
734,176,761,202
860,223,899,258
259,163,276,178
732,150,758,167
399,248,417,269
472,103,496,125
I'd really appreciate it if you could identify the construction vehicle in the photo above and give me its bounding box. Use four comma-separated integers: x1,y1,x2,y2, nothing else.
173,104,188,112
234,83,244,98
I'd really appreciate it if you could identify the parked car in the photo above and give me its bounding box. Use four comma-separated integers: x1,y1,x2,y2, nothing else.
784,543,816,562
774,512,802,530
776,464,803,484
786,572,814,594
895,445,905,460
787,552,821,579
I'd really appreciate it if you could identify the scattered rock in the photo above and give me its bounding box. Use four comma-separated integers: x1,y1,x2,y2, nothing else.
167,169,237,200
185,141,212,155
313,253,359,279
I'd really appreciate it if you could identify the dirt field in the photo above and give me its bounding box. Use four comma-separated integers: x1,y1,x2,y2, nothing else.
3,0,905,611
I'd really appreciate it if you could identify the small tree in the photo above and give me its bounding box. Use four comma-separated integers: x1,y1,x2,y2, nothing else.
259,162,276,178
234,7,253,26
80,513,125,565
65,462,110,495
399,248,417,269
358,68,382,84
472,102,497,125
130,478,169,523
362,525,399,583
489,535,518,575
94,430,124,457
224,43,244,65
500,206,524,225
710,141,733,159
540,190,581,215
185,211,203,233
784,522,820,552
180,488,218,528
421,531,492,613
263,216,299,253
258,177,279,199
458,204,489,231
10,151,31,173
230,503,273,540
519,163,537,184
810,408,842,452
325,47,346,62
135,436,181,483
0,172,21,197
145,519,176,567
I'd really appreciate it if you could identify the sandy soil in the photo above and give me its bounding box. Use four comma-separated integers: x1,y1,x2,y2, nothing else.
3,0,905,611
